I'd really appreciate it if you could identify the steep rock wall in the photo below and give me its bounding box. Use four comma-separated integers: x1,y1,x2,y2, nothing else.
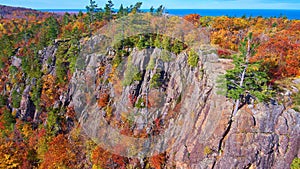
67,37,300,168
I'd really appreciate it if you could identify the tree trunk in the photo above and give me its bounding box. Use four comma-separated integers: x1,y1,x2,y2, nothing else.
232,37,251,116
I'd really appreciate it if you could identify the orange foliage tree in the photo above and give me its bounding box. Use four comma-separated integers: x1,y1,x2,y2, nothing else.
98,93,110,108
183,14,201,26
252,34,300,79
41,74,59,107
40,134,77,169
149,152,167,169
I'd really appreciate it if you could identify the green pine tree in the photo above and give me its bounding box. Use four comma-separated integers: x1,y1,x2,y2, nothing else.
131,2,142,14
150,6,154,14
104,0,114,21
136,36,145,50
156,5,164,16
218,33,274,116
172,39,184,55
162,36,171,51
117,4,125,18
154,35,161,48
2,109,16,132
86,0,98,23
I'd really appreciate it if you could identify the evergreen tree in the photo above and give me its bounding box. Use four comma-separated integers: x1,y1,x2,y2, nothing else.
0,35,13,68
117,4,124,18
46,16,59,42
150,6,154,14
136,36,145,50
156,5,164,16
62,12,71,25
154,35,161,48
218,33,273,116
11,89,21,108
172,39,184,54
39,16,60,46
131,2,142,14
0,95,7,108
104,0,114,21
162,36,171,51
2,109,16,132
78,10,83,17
147,35,154,48
86,0,98,23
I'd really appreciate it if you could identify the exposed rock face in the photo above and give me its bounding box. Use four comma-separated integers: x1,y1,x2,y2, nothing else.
40,45,57,75
15,45,57,121
19,84,35,120
212,106,300,169
11,56,22,68
66,34,300,168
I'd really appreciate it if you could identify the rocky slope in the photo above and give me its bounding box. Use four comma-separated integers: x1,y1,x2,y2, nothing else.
66,35,300,168
17,34,300,168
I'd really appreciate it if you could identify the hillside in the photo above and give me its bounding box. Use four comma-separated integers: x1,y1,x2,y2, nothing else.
0,2,299,169
0,5,53,19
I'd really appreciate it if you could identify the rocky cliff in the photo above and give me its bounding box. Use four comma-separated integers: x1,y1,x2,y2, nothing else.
14,33,300,168
60,34,300,168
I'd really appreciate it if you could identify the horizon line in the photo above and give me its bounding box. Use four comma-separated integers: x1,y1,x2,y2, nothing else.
1,4,299,10
35,8,300,10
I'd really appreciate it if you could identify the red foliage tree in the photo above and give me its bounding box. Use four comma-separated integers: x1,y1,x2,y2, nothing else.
252,35,300,79
149,152,167,169
217,49,232,57
98,93,110,108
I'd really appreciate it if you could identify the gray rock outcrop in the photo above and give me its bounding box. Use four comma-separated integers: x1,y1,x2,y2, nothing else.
68,37,300,168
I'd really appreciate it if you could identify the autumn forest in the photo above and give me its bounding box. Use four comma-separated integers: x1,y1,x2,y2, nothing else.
0,0,299,168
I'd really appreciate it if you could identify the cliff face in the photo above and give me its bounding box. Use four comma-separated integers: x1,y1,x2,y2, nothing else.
62,34,299,168
19,35,300,168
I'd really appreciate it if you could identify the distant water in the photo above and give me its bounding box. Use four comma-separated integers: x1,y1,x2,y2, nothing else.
39,9,300,20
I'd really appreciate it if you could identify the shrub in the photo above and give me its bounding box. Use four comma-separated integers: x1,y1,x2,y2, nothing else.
0,95,7,108
135,98,145,108
98,93,109,108
160,50,172,62
162,36,171,51
9,65,18,76
292,93,300,112
187,49,199,67
46,109,60,136
2,109,16,131
154,35,162,48
122,58,141,86
204,146,213,156
291,157,300,169
11,89,21,108
0,60,4,69
217,49,231,58
128,93,137,105
150,73,162,88
112,54,122,67
171,39,184,55
136,36,146,50
147,57,156,70
122,66,140,86
149,153,166,169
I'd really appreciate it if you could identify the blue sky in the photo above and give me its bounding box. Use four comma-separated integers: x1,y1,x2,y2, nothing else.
1,0,300,9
